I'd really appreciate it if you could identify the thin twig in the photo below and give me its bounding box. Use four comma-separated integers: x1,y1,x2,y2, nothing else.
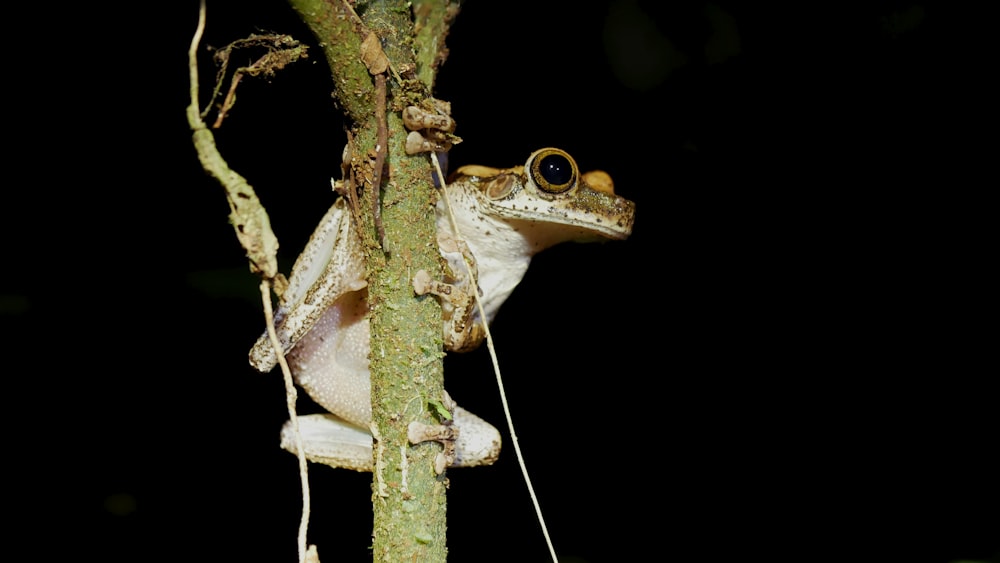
213,67,248,128
262,280,313,563
190,3,310,561
342,132,365,236
372,73,388,249
187,0,280,280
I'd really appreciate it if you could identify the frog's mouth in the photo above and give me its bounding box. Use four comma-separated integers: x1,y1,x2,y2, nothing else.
487,185,635,241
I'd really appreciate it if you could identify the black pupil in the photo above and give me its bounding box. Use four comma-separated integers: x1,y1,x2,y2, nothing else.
539,154,572,186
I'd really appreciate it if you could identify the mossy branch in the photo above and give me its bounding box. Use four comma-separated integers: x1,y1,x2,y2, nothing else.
285,0,375,125
286,0,460,560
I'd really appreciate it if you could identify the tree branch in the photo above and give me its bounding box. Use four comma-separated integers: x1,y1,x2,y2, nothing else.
286,0,374,125
286,0,458,559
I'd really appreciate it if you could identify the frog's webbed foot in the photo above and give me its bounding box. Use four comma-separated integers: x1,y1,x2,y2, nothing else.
408,420,458,475
413,264,485,353
402,99,461,155
281,407,500,472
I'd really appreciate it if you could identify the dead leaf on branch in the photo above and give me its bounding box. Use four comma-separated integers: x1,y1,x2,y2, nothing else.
359,32,389,75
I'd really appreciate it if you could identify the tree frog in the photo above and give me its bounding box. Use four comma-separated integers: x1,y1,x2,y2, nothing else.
249,147,635,471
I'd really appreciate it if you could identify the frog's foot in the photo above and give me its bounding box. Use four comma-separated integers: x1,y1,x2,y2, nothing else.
412,269,472,309
413,269,485,352
281,409,500,472
402,100,461,155
402,103,455,133
408,420,458,474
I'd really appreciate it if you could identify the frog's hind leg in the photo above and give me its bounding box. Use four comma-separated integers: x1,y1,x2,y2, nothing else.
281,406,501,472
285,289,373,429
280,414,375,472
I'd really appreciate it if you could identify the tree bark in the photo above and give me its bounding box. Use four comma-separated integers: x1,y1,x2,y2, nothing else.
286,0,456,560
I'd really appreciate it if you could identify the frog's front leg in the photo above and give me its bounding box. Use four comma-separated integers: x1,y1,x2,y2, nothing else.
248,198,367,373
412,235,488,353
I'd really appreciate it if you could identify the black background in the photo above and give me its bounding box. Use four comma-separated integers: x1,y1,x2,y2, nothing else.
5,1,995,562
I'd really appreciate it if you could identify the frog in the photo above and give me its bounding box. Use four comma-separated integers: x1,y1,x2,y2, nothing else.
248,147,635,472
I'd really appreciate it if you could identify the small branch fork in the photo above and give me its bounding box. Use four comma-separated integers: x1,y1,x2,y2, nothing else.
188,3,315,562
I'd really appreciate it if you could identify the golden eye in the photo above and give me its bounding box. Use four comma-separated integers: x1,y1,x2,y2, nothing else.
530,148,577,194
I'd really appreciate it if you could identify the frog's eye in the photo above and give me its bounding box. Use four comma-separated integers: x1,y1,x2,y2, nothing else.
530,148,577,194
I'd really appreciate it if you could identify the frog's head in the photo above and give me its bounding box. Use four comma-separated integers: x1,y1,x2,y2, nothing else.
450,148,635,246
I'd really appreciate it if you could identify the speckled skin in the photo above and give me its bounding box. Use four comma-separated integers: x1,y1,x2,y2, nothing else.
249,148,635,471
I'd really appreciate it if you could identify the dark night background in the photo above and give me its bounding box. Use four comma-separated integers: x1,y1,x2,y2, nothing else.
4,1,995,562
